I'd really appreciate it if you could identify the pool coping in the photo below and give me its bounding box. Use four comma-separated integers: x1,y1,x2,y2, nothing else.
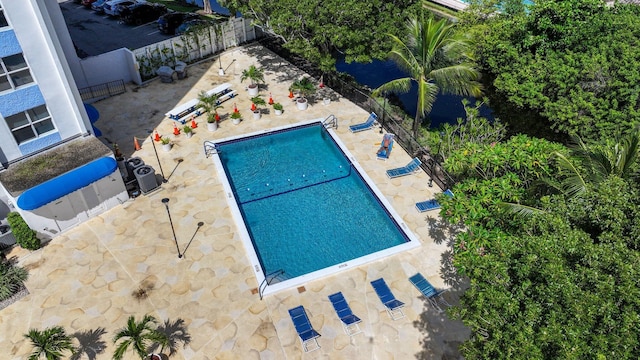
209,118,421,296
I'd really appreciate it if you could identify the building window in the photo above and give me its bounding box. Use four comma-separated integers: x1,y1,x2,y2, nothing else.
0,53,34,92
5,105,55,144
0,8,8,29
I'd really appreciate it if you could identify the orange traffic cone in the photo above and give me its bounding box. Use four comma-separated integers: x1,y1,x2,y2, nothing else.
251,103,257,111
133,137,141,151
288,90,294,98
191,118,197,129
173,123,180,135
154,130,161,142
268,93,274,105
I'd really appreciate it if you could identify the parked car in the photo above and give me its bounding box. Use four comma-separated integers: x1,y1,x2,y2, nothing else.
176,19,213,35
81,0,98,8
120,3,167,25
91,0,108,13
157,12,199,35
103,0,143,17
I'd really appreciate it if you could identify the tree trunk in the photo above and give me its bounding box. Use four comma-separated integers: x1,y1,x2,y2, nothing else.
412,112,422,140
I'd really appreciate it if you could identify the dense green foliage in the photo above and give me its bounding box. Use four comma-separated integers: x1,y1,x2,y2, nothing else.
438,127,640,358
24,326,75,360
7,212,40,251
219,0,421,70
465,0,640,141
0,260,28,301
373,15,482,138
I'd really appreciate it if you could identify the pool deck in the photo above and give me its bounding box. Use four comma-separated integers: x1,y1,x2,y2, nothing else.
1,43,469,359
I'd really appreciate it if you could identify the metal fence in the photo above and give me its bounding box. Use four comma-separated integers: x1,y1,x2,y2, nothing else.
78,79,126,102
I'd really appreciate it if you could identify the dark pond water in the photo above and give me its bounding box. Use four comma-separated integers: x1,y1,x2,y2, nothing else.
336,58,494,129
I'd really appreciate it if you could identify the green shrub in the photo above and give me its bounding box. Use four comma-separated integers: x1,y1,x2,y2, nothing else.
0,261,28,301
7,212,40,250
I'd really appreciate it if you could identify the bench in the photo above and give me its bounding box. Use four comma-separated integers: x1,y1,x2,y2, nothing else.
165,98,199,120
177,107,204,124
217,89,236,104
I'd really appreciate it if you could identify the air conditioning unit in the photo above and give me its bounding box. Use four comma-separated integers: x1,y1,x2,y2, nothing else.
134,165,158,194
125,157,145,180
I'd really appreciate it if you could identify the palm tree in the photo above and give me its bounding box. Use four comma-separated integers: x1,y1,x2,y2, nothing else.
0,260,28,301
373,14,482,138
502,130,640,216
112,315,168,360
549,131,640,199
24,326,75,360
196,91,222,124
240,65,265,89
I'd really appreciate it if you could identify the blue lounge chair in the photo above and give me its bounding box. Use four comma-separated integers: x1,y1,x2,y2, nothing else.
376,133,394,160
349,112,378,132
370,278,405,320
415,189,454,212
328,292,362,336
409,273,452,312
288,306,321,352
386,158,422,178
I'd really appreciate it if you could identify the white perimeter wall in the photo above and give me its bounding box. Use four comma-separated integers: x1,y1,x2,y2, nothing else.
78,48,142,87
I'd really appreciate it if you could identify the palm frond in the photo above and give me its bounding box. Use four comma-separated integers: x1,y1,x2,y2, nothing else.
498,202,544,218
553,151,588,198
372,78,412,97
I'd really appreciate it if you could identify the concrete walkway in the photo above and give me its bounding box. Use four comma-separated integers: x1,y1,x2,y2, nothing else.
1,44,469,359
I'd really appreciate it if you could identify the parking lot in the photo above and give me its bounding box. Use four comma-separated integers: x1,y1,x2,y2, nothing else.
59,0,175,57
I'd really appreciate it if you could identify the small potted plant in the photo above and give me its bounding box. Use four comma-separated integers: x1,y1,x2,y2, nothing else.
230,111,242,125
272,102,283,116
160,137,171,151
182,125,193,138
241,65,265,96
289,77,316,110
250,96,266,120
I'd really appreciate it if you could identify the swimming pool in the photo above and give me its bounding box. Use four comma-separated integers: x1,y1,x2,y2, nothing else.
211,119,420,295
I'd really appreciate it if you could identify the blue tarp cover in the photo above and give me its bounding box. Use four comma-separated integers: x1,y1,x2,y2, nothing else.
84,103,100,124
17,157,117,210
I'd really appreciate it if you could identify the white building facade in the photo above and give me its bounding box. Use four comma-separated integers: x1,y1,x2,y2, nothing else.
0,0,127,240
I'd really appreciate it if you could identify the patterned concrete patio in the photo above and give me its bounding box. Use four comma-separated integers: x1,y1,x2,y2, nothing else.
0,43,469,359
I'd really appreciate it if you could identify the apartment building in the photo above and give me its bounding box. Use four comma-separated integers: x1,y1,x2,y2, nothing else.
0,0,127,239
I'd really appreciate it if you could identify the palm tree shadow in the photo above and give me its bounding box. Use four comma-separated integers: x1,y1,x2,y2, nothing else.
70,327,107,360
412,300,470,360
149,318,191,356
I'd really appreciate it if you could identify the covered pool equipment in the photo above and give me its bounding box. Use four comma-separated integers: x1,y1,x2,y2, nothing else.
17,157,117,210
13,156,128,235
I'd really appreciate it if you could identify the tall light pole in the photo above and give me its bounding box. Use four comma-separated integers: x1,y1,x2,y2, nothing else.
162,198,181,258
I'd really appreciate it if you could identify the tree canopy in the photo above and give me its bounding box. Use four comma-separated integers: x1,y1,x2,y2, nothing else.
437,126,640,358
219,0,421,70
465,0,640,141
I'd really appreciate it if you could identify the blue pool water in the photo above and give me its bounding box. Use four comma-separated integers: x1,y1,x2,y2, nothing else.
217,124,410,278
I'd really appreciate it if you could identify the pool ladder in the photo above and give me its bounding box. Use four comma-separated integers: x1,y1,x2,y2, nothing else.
322,114,338,129
259,269,287,300
203,141,219,158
